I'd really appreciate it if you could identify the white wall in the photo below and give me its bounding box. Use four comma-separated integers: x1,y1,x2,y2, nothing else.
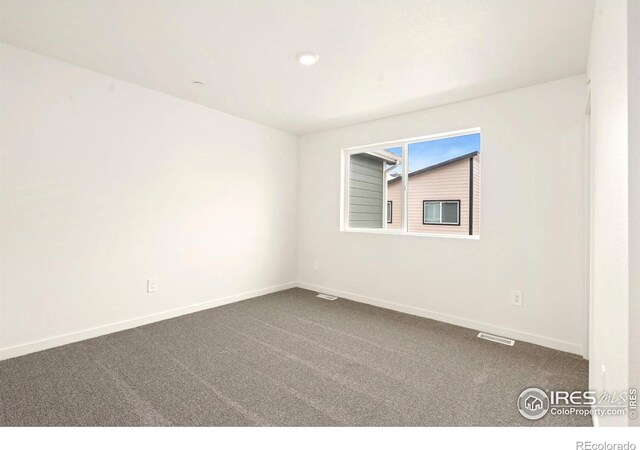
628,0,639,428
297,75,588,355
587,0,630,427
0,44,298,359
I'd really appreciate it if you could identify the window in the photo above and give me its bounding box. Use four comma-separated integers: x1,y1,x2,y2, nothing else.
423,200,460,225
341,129,480,237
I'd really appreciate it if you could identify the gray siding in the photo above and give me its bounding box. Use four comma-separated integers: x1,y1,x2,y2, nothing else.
349,153,383,228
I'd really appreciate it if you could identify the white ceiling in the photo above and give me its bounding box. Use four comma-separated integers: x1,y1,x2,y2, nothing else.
0,0,594,135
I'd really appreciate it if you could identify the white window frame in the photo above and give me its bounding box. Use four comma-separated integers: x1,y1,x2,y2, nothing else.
423,200,461,225
340,127,481,239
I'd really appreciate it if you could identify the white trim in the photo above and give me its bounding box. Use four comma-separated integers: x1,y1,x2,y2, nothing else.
0,282,297,362
401,142,409,232
592,411,599,427
339,149,347,231
342,127,482,152
340,228,480,240
423,200,461,225
585,88,593,360
296,281,584,356
1,281,585,362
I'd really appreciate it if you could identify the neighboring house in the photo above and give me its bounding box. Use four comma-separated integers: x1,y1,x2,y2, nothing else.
348,153,388,228
349,150,480,236
387,151,480,235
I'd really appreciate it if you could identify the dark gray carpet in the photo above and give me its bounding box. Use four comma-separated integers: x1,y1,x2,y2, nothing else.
0,288,590,426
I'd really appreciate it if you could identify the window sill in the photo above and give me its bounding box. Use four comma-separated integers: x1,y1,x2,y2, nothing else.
340,228,480,240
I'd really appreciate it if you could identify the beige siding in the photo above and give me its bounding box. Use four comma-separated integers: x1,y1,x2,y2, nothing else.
386,155,481,235
386,177,403,229
408,158,470,234
472,155,481,236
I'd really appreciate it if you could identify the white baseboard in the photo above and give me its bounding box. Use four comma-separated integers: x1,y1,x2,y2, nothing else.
0,282,297,362
0,281,584,361
297,281,584,356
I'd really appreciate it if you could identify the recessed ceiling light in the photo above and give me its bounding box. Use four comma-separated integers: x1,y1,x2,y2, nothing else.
296,52,319,66
192,81,204,86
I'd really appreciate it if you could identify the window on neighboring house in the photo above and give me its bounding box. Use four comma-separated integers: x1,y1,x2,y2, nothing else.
341,129,480,237
423,200,460,225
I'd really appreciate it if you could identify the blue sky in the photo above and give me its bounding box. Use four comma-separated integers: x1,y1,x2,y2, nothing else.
386,133,480,176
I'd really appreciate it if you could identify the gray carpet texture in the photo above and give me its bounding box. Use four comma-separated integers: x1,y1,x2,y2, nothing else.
0,288,590,426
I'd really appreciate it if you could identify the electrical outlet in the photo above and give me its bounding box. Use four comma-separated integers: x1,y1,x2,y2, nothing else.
313,259,319,271
147,278,158,293
510,290,523,306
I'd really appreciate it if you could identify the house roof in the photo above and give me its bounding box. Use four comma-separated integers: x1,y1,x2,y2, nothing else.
387,151,479,184
363,148,403,163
